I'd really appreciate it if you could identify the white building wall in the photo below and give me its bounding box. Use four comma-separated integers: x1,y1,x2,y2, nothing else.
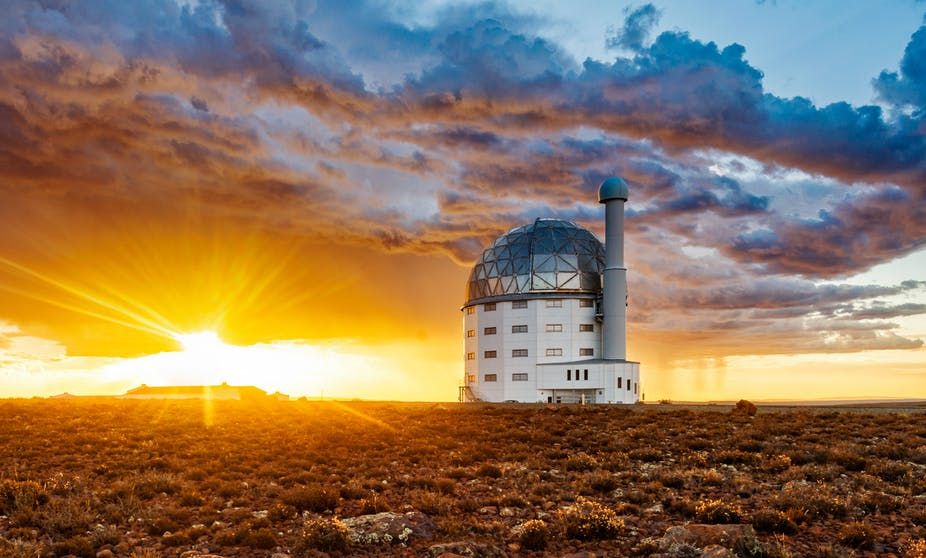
464,296,612,402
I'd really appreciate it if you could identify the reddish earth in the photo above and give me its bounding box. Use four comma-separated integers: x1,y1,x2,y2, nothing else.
0,399,924,557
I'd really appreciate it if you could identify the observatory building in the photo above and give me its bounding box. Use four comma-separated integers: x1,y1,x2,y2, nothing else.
460,177,641,404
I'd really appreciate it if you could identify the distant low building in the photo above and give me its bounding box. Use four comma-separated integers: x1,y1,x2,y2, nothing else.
120,382,285,401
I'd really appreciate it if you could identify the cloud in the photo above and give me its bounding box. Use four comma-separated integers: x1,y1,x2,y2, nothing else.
0,0,925,371
606,4,662,51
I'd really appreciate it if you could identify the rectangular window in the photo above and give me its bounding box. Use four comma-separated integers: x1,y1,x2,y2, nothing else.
484,302,496,311
512,300,528,309
634,382,638,394
467,374,476,383
627,380,631,391
484,350,497,359
546,299,563,308
579,299,593,307
512,373,528,381
579,324,594,332
466,329,475,338
512,324,528,333
512,349,528,358
545,323,563,333
618,377,622,388
567,369,571,381
466,352,475,361
466,306,475,315
484,374,497,382
584,369,589,381
546,348,563,357
579,348,594,356
484,326,497,335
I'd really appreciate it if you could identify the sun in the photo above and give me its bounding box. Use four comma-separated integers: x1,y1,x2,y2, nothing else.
173,330,227,354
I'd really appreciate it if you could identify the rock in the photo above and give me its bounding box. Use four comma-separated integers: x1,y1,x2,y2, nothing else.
426,541,506,558
701,545,736,558
96,551,114,558
658,524,763,556
478,506,498,515
499,507,515,517
179,552,201,558
342,511,435,545
270,554,291,558
561,552,597,558
645,503,664,514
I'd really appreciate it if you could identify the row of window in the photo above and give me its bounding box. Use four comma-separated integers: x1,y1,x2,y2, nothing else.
567,369,589,381
617,377,639,393
465,299,595,314
467,348,594,359
466,323,595,337
471,373,530,383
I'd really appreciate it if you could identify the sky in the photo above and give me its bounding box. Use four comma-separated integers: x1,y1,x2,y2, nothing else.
1,0,925,402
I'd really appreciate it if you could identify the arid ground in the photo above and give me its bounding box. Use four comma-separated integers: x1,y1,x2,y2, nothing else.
1,400,924,557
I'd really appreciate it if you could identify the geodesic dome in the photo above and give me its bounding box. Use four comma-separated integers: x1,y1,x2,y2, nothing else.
466,218,605,304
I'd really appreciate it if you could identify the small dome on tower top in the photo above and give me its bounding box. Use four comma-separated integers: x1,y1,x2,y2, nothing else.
598,177,629,203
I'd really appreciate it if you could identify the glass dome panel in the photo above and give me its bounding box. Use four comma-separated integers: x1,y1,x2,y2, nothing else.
466,218,605,303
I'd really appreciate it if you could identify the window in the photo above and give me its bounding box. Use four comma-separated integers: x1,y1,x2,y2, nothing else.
512,324,528,333
466,329,475,338
567,369,571,381
512,300,528,309
579,299,594,307
484,326,497,335
484,374,497,382
484,350,497,359
484,302,496,311
466,352,475,361
579,348,594,356
584,369,589,381
618,377,622,388
546,348,563,357
579,324,594,332
634,382,638,394
466,306,475,315
546,299,563,308
512,373,528,381
467,374,476,383
545,323,563,333
512,349,528,357
627,380,631,391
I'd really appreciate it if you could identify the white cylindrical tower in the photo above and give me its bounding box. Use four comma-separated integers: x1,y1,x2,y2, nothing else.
599,177,629,360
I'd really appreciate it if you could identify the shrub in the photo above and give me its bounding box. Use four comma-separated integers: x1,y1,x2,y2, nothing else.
300,517,349,553
50,535,94,558
903,539,926,558
565,453,598,472
868,461,911,482
560,498,624,541
838,522,875,549
752,510,797,534
242,527,277,549
586,473,619,493
733,399,758,416
0,480,48,514
694,498,742,523
282,486,339,513
514,519,548,551
476,464,502,478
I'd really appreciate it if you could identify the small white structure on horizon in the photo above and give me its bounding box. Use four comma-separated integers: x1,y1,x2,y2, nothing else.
460,178,641,404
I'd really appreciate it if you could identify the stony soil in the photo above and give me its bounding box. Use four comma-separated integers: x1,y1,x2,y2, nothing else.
0,399,924,557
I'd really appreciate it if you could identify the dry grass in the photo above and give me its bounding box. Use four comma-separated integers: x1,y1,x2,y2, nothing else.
0,399,923,556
